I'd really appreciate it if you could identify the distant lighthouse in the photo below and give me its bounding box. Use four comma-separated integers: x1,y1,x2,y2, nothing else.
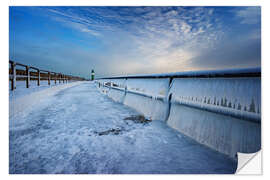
91,69,95,81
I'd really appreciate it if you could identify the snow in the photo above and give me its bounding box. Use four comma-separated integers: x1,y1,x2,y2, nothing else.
9,81,83,126
9,80,72,100
9,81,236,174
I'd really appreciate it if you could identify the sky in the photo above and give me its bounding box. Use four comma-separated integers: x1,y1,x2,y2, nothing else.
9,6,261,78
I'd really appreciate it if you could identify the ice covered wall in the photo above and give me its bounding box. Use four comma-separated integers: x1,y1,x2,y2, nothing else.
167,104,261,158
166,77,261,158
96,78,170,121
123,78,170,121
107,88,126,103
123,92,168,121
96,71,261,159
95,79,126,103
109,79,126,90
169,78,261,121
125,78,170,99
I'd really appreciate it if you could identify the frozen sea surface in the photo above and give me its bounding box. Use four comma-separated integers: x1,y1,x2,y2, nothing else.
9,82,237,174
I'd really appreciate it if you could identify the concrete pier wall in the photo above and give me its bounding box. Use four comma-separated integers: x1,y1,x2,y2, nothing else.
96,70,261,159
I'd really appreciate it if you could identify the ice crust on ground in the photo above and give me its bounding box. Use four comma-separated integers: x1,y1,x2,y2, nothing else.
9,82,83,127
9,82,236,174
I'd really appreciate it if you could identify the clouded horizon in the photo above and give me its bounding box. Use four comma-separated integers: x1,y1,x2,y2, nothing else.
9,6,261,78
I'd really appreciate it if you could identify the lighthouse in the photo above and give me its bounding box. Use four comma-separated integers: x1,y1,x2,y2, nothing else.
91,69,95,81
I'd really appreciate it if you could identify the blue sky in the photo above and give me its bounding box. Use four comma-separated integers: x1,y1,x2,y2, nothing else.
9,6,261,78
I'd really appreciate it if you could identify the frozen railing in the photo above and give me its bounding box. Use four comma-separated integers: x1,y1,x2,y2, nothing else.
9,60,85,91
96,68,261,122
96,68,261,158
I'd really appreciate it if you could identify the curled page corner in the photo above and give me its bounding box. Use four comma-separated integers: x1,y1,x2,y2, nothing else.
236,150,262,174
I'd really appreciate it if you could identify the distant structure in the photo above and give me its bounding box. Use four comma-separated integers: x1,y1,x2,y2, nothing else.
91,69,95,81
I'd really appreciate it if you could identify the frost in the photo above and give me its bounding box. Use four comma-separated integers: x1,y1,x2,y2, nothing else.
10,82,236,174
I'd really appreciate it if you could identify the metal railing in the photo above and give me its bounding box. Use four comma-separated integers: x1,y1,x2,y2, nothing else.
96,68,261,159
9,60,85,91
97,67,261,79
96,67,261,123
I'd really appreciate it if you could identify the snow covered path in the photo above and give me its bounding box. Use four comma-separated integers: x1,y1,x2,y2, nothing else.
9,82,237,174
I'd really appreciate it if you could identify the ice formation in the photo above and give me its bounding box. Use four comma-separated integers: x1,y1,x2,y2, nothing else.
9,82,236,174
96,68,261,158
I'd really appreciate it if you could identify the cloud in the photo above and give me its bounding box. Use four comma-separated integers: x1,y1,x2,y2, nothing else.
46,7,223,74
10,7,261,78
188,36,261,70
236,7,261,24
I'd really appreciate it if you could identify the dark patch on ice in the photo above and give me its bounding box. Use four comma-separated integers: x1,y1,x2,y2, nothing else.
124,115,152,124
91,127,123,136
87,115,151,137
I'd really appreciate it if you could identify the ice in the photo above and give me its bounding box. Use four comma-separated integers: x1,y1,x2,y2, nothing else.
101,67,260,79
123,92,168,121
167,104,261,158
97,78,170,98
109,79,126,89
9,82,83,128
126,78,170,98
169,77,261,121
98,78,171,121
166,77,261,158
97,76,261,122
9,82,236,174
96,72,261,159
107,88,126,103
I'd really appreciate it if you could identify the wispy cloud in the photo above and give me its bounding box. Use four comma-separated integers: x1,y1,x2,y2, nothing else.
236,7,261,25
10,7,261,77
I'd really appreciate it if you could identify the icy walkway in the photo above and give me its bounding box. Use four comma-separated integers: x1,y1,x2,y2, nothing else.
9,82,237,174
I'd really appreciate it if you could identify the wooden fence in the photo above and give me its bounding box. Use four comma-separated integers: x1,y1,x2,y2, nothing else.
9,60,85,91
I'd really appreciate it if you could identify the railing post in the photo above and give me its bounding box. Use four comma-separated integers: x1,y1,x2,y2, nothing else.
11,61,16,90
59,74,61,83
164,77,174,122
54,73,57,84
63,75,65,83
37,69,40,86
26,66,30,88
48,72,51,85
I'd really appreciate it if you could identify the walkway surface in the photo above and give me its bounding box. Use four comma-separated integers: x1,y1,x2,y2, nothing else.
9,82,237,174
